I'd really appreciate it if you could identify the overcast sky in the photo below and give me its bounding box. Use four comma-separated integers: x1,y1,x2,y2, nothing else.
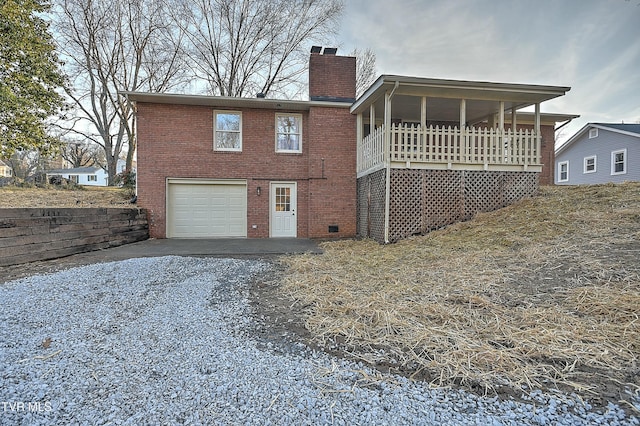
337,0,640,145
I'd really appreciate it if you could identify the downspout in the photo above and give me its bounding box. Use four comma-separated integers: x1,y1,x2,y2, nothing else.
384,81,400,244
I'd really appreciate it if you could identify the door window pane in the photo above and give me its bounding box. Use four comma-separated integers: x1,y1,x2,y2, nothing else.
275,187,290,211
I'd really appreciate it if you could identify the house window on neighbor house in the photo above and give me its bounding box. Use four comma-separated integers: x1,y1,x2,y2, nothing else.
611,149,627,175
558,161,569,182
214,111,242,151
69,175,79,183
589,128,598,139
88,175,97,182
584,156,596,174
275,114,302,153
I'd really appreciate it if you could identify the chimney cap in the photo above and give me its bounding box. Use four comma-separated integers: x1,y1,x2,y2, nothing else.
322,47,337,55
310,46,322,54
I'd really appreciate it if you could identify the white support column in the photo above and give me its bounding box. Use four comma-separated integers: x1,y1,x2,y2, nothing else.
356,112,363,172
498,101,505,130
459,99,466,129
369,104,375,132
421,96,427,129
534,102,541,164
384,90,392,244
511,106,517,133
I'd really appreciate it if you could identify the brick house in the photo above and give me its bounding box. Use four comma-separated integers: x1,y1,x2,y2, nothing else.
125,49,575,242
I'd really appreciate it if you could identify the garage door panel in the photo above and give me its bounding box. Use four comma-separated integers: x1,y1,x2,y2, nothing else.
168,182,247,238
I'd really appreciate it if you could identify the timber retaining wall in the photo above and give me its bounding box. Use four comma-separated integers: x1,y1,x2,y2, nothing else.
0,208,148,266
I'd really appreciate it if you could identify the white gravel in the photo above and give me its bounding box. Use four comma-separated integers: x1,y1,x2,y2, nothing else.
0,256,638,425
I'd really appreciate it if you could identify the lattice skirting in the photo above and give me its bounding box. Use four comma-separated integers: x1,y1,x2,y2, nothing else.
357,169,538,243
356,169,386,243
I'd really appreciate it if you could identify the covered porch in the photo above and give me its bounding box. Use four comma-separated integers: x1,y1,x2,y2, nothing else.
352,76,571,177
352,76,571,243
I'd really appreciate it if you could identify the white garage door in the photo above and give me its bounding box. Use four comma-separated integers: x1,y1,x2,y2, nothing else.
167,180,247,238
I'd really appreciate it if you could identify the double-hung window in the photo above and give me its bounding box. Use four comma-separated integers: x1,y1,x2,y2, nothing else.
611,149,626,175
276,114,302,153
583,156,596,174
214,111,242,151
558,161,569,182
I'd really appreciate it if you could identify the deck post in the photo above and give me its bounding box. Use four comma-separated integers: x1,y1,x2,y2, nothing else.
460,99,466,162
384,82,399,244
369,104,375,133
421,97,427,158
534,102,541,163
356,113,363,171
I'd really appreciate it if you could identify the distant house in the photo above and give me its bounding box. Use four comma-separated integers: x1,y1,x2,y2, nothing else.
0,160,12,177
46,166,108,186
555,123,640,185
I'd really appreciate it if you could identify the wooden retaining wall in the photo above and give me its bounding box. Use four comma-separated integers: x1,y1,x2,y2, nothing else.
0,208,148,266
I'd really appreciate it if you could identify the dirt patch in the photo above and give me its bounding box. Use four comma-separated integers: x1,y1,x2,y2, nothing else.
250,183,640,414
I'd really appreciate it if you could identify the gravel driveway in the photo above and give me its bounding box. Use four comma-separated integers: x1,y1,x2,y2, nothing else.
1,257,638,425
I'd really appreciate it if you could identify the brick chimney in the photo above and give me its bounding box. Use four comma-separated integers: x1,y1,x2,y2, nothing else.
309,47,356,103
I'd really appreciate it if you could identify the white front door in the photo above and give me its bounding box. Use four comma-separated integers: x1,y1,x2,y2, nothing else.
270,182,297,237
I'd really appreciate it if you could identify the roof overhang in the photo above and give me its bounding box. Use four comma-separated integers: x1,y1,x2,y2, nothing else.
351,75,571,120
120,92,351,111
504,112,580,126
556,123,640,155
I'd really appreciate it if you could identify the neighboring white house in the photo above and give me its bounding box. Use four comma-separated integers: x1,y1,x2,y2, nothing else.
555,123,640,185
0,160,13,177
46,166,108,186
46,159,134,186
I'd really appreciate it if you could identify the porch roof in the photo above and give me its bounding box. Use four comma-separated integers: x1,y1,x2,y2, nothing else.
350,75,571,123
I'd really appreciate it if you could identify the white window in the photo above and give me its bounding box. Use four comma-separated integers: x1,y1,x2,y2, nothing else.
88,175,97,182
69,175,79,183
558,161,569,182
214,111,242,151
589,128,598,139
583,156,596,174
611,149,627,175
275,113,302,153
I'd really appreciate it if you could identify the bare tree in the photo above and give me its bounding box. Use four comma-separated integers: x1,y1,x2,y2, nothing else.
176,0,344,98
53,0,188,185
59,140,105,169
6,149,57,180
350,48,377,98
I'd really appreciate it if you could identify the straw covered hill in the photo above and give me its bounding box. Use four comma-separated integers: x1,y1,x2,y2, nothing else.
0,186,133,208
271,182,640,409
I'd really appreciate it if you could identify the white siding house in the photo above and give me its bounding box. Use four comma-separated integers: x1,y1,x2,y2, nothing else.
555,123,640,185
0,160,13,177
46,166,108,186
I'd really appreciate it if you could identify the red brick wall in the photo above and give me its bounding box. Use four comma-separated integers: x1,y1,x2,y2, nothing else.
309,53,356,100
539,125,556,186
513,123,556,185
136,102,356,239
307,106,357,238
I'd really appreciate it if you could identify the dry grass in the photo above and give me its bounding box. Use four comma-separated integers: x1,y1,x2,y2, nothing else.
280,182,640,397
0,186,133,208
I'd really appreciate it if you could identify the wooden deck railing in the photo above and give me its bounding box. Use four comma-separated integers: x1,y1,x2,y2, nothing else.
357,124,541,174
